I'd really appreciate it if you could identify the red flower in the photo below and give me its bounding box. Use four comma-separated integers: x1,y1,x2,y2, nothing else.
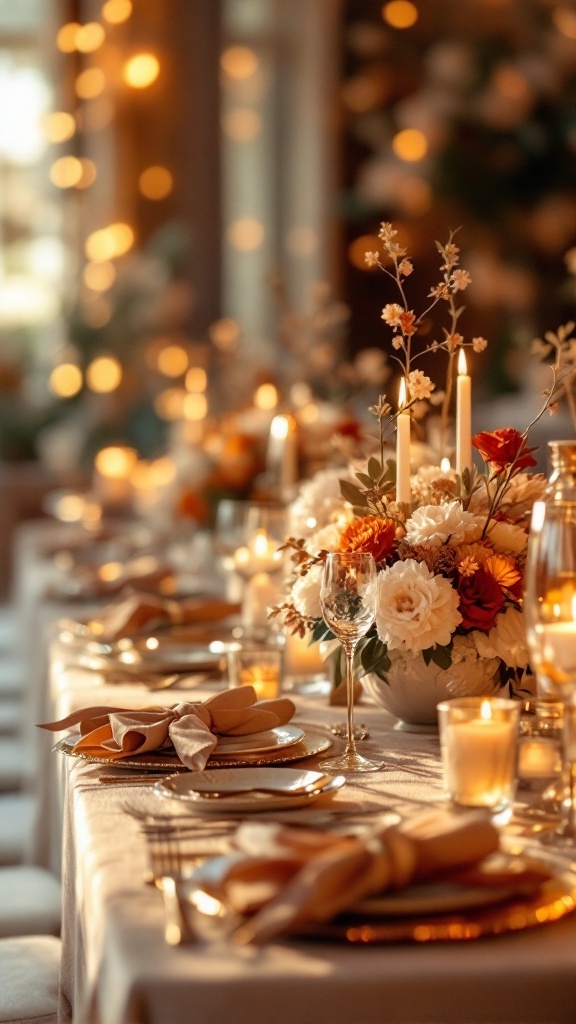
457,567,505,631
471,428,537,475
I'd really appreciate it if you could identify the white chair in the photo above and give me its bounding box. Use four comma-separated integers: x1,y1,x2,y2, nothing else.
0,934,69,1024
0,867,61,938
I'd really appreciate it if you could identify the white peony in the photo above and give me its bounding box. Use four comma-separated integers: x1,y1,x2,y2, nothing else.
375,558,462,653
472,606,529,669
485,520,528,555
500,472,547,517
405,500,482,548
288,468,352,536
291,563,324,619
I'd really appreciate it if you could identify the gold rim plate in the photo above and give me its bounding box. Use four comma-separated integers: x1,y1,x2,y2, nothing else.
54,728,333,772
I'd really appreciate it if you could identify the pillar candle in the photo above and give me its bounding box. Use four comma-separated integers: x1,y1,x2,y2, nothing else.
267,414,298,502
456,349,472,477
395,378,411,506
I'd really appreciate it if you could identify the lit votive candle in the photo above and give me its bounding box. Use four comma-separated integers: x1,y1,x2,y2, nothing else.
227,646,283,699
437,697,521,814
517,737,561,781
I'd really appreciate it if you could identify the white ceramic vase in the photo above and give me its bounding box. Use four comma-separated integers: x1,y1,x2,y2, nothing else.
362,648,503,732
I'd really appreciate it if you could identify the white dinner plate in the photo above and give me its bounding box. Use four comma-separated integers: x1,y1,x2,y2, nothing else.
215,725,304,755
153,766,345,812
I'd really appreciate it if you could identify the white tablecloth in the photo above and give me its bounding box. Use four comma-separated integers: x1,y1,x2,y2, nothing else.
47,658,576,1024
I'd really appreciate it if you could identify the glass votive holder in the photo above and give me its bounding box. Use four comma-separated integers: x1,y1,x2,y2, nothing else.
437,696,521,818
226,643,284,700
518,697,563,787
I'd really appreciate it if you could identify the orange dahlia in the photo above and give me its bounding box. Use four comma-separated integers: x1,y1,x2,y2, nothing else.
338,515,396,562
484,553,521,590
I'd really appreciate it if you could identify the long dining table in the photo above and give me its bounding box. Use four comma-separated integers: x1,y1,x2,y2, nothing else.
45,643,576,1024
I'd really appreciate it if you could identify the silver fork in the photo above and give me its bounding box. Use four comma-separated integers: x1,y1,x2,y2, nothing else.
145,826,197,945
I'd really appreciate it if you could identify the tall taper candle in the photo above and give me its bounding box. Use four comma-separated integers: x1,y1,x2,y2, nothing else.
396,378,411,506
456,348,472,477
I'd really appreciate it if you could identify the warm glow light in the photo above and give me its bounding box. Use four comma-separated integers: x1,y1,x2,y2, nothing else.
75,67,106,100
458,349,468,375
392,129,428,162
480,700,492,721
83,261,116,292
50,156,83,188
382,1,418,28
254,383,279,411
348,234,382,270
94,446,138,478
183,393,208,421
209,318,240,351
123,53,160,89
222,108,262,141
185,367,207,392
86,356,122,393
102,0,133,24
42,111,75,143
289,382,313,407
154,388,186,420
49,363,83,398
253,530,270,558
138,165,173,200
297,403,320,425
157,345,189,377
493,66,529,100
76,159,97,189
220,46,259,80
531,501,546,534
440,457,451,473
398,377,407,409
76,22,105,53
226,217,264,251
56,22,80,53
553,6,576,39
85,223,134,261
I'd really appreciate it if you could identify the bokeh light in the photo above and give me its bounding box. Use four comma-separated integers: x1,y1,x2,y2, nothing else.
185,367,207,392
86,356,123,393
76,23,105,53
56,23,80,53
49,363,83,398
382,1,418,28
348,234,382,270
220,46,259,80
226,217,264,251
209,318,240,351
553,6,576,38
222,109,262,141
85,223,134,261
157,345,189,377
392,128,428,161
94,446,138,478
123,53,160,89
83,261,116,292
50,156,83,189
138,165,173,199
154,388,186,420
102,0,133,24
75,159,97,189
183,393,208,420
42,111,75,143
253,382,279,410
75,68,106,100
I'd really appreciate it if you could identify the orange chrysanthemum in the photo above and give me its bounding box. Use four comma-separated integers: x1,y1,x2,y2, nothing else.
484,553,521,589
338,515,396,563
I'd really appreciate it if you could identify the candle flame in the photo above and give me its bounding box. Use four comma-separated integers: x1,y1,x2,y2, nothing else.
253,529,269,558
531,500,546,534
440,456,451,473
480,699,492,721
270,414,289,440
457,349,468,375
398,377,407,410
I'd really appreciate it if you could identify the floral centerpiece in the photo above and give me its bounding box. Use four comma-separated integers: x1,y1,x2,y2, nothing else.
272,224,564,726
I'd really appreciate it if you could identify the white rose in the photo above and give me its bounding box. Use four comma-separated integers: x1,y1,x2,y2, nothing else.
291,563,324,619
472,606,529,669
405,500,482,548
375,558,462,654
486,520,528,555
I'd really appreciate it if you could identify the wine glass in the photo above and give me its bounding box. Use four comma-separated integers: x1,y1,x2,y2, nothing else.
319,551,383,773
524,498,576,844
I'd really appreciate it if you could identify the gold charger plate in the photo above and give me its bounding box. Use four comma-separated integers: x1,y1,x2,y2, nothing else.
54,727,333,772
301,846,576,944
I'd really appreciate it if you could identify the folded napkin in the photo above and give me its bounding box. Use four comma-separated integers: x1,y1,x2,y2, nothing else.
38,686,296,771
202,810,550,943
85,594,240,642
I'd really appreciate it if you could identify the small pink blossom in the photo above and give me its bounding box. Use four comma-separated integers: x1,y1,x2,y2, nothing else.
472,336,488,353
399,311,417,336
399,259,413,276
